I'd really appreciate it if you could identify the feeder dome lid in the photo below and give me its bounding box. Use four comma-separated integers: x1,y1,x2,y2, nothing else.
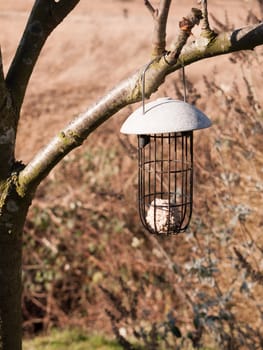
120,97,212,134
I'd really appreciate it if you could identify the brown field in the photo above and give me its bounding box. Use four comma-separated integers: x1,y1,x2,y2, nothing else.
0,1,262,348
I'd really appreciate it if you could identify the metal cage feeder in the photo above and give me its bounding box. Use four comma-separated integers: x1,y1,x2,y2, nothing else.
121,97,211,235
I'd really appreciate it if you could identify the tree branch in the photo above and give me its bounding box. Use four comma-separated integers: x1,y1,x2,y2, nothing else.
17,75,141,194
165,7,202,65
198,0,217,40
0,47,7,117
145,0,172,56
0,47,16,180
144,0,156,16
171,22,263,70
5,0,80,116
17,18,263,196
0,48,5,97
200,0,209,30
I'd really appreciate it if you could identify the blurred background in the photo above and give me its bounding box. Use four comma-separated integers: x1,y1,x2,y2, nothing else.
0,1,262,349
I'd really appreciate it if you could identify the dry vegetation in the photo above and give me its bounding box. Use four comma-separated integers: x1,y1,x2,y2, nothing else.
3,0,260,349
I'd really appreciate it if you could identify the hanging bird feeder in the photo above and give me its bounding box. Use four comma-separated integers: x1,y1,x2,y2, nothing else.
120,97,211,235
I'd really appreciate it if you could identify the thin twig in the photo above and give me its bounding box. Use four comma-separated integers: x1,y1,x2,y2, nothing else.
166,7,203,65
145,0,172,56
0,46,8,112
144,0,156,17
200,0,217,38
201,0,209,30
0,47,5,93
234,248,263,285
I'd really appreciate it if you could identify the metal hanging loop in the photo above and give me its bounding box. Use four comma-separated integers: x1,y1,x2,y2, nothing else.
141,56,162,114
142,57,188,111
181,61,187,102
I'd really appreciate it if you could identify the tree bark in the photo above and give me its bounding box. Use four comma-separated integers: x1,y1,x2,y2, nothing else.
145,0,172,56
0,176,33,350
0,227,22,350
0,2,80,349
0,49,17,181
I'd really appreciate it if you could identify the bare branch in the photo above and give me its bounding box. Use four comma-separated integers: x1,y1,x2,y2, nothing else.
17,19,263,195
18,75,141,193
5,0,80,115
165,8,203,65
144,0,156,17
174,22,263,70
0,47,6,111
0,47,16,180
199,0,217,39
0,48,5,92
148,0,172,56
17,54,172,193
200,0,209,31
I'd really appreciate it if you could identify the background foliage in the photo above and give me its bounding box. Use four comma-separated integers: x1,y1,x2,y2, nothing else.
20,2,263,349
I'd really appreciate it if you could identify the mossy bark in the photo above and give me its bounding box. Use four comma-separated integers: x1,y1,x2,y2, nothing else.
0,181,32,350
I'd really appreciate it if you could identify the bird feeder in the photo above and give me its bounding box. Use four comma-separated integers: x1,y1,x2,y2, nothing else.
120,97,211,235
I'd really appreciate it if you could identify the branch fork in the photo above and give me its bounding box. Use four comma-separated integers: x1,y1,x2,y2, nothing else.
165,7,203,66
145,0,172,56
199,0,217,39
5,0,263,196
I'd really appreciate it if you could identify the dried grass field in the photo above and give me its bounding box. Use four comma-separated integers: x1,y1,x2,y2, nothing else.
0,0,263,349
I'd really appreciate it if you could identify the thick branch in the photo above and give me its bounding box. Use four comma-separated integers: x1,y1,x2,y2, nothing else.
145,0,172,56
0,48,16,180
5,0,80,115
17,64,167,194
18,21,263,196
18,7,202,193
0,48,5,98
170,22,263,70
0,47,8,116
